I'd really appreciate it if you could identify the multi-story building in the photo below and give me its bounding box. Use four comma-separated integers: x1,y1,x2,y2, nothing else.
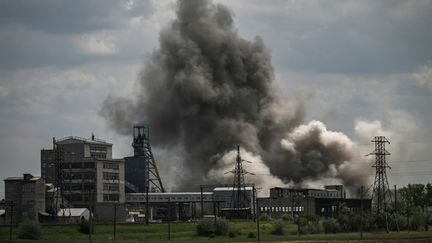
41,136,126,222
4,174,46,223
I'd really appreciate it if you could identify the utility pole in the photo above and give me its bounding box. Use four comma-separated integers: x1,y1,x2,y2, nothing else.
113,203,117,241
146,186,149,225
89,189,93,243
256,191,260,242
200,185,204,218
360,185,363,240
9,201,14,240
394,185,397,213
297,192,300,237
167,197,171,242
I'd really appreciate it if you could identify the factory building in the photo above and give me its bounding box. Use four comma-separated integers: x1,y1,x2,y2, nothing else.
125,187,255,221
4,174,46,223
40,136,126,222
258,185,371,218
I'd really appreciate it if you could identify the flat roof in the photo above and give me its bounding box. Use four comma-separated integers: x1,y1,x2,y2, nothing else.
56,136,112,146
213,187,253,191
127,192,213,196
4,176,41,181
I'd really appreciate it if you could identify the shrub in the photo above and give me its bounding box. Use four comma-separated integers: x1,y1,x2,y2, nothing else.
228,224,242,237
389,214,407,231
409,210,428,231
196,220,214,236
248,231,256,238
323,218,340,233
282,214,293,221
18,221,41,240
271,219,284,235
259,213,271,221
299,215,322,234
214,219,229,236
78,220,94,234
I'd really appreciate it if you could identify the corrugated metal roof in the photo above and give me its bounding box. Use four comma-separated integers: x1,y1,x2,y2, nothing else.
57,208,89,217
213,187,253,191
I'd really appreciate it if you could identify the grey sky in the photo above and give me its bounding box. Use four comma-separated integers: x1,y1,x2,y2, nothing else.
1,0,432,197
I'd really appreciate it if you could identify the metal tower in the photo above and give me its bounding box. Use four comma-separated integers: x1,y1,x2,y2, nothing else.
132,124,165,193
368,136,392,215
226,145,254,210
53,137,65,216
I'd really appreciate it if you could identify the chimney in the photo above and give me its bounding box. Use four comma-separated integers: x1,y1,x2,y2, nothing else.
91,133,95,141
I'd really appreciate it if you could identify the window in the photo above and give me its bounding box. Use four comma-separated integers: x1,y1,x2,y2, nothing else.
103,194,119,202
103,172,119,180
90,146,108,159
103,183,119,192
103,163,119,170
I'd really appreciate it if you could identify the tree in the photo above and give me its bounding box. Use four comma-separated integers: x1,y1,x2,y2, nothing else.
399,184,426,211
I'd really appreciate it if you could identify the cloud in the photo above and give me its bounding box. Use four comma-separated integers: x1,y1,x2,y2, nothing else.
0,0,154,34
413,64,432,90
0,1,162,71
217,0,432,74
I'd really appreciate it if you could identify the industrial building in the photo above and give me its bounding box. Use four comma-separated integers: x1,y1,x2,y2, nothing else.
41,135,126,222
258,185,371,218
125,186,255,221
4,174,46,223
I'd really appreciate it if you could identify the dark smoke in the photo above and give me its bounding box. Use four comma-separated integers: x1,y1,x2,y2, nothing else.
101,0,371,192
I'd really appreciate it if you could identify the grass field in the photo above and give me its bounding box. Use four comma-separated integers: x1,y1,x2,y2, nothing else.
1,221,432,242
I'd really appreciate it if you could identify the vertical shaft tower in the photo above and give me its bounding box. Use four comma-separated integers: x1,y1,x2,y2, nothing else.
133,124,165,193
369,136,392,215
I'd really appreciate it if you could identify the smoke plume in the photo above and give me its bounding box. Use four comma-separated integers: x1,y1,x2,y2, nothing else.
101,0,371,193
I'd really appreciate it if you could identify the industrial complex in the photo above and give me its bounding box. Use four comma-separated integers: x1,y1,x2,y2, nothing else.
1,124,371,225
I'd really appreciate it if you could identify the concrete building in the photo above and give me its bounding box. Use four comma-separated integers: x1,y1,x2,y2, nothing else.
259,185,371,218
4,174,46,223
41,136,126,222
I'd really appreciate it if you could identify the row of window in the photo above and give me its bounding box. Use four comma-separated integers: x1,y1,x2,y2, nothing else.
90,153,107,159
64,172,95,180
63,183,95,191
103,183,119,192
103,163,119,170
61,162,95,169
89,146,108,152
103,194,119,202
103,172,119,180
260,206,305,212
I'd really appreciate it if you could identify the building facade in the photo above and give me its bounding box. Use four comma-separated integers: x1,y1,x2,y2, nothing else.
259,185,371,218
41,136,125,222
4,174,46,223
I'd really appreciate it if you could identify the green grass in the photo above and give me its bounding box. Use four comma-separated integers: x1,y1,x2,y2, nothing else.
1,221,432,242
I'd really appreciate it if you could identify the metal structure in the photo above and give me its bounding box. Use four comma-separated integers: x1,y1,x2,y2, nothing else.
132,124,164,193
224,145,255,217
53,137,65,216
368,136,392,216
